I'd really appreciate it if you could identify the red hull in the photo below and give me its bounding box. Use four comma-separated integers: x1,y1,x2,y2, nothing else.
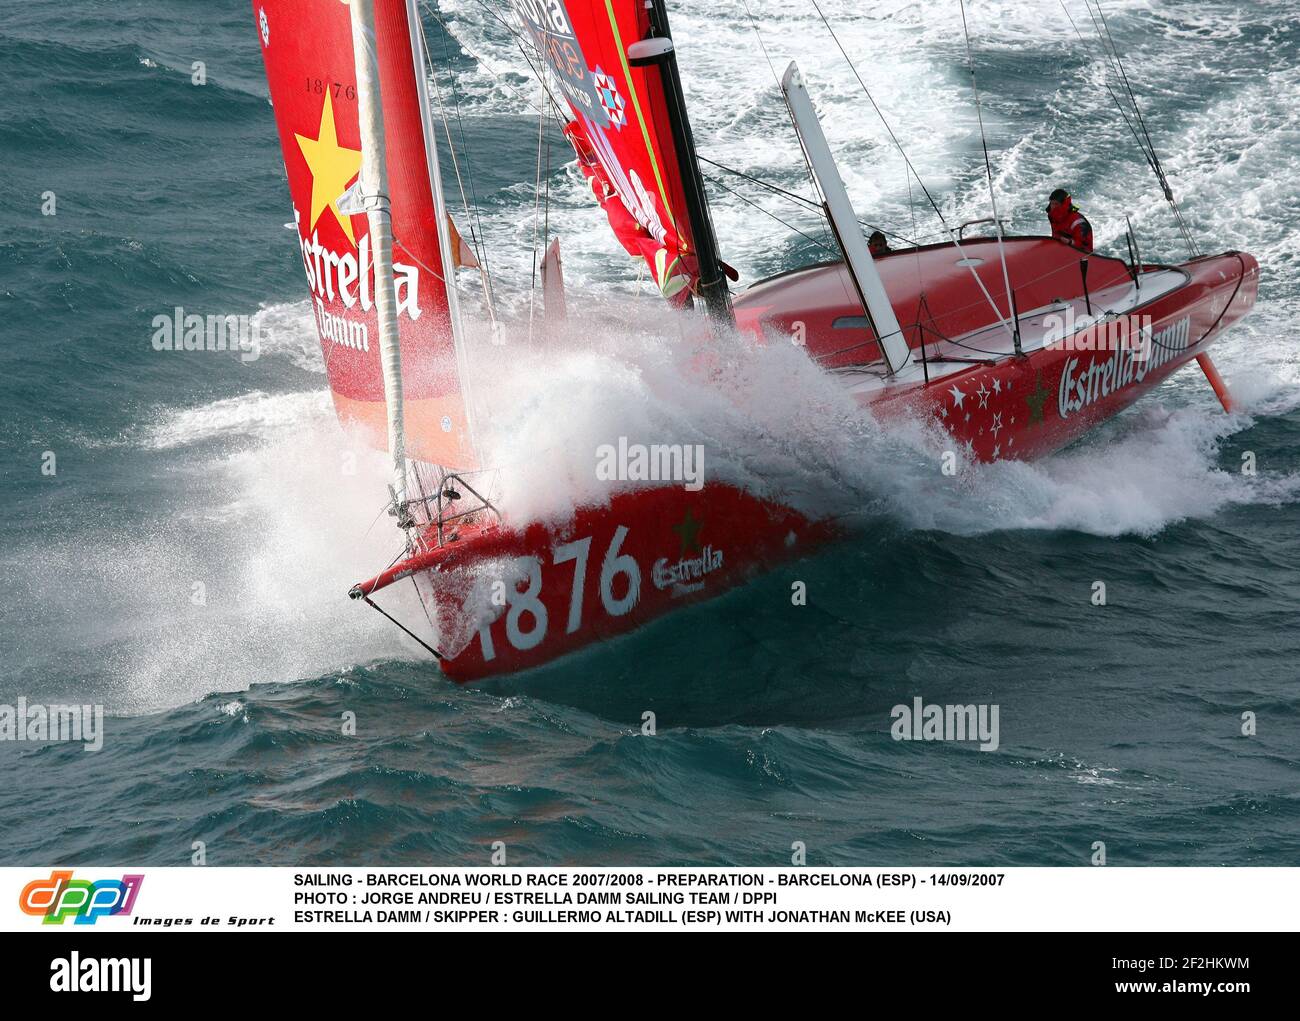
868,251,1260,461
356,239,1259,682
356,485,836,682
735,238,1259,462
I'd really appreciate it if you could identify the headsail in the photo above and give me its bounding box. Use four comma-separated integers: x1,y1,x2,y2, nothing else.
254,0,476,469
514,0,707,306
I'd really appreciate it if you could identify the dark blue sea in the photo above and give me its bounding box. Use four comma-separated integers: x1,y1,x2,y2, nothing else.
2,0,1298,866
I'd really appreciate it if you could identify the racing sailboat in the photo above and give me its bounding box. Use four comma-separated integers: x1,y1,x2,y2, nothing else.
251,0,1257,682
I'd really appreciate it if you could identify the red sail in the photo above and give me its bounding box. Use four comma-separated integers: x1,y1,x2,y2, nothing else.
514,1,699,303
253,0,476,468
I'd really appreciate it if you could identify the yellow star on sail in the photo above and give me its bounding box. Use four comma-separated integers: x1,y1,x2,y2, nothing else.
295,89,362,246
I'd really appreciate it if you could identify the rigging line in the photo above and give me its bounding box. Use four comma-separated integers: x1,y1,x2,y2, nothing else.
817,333,1000,365
780,109,852,268
1095,22,1201,262
420,1,572,319
420,41,470,215
823,251,1139,365
529,79,545,339
806,0,1018,341
360,595,443,660
740,0,784,95
1060,2,1185,274
411,572,440,636
781,25,846,237
405,10,488,338
512,42,570,125
739,0,835,236
425,93,497,327
416,14,486,265
958,0,1018,346
418,0,548,118
543,106,552,251
914,253,1105,323
697,155,925,245
425,12,498,318
1085,0,1199,257
441,25,499,312
391,238,450,287
699,155,822,211
443,0,586,224
813,302,1013,364
428,10,499,306
1092,2,1163,176
462,0,517,38
701,172,838,256
906,154,925,329
763,58,881,327
361,497,395,538
1062,0,1198,264
1059,2,1159,179
466,0,546,59
807,0,946,225
421,0,574,298
1083,1,1161,180
1190,252,1246,348
459,0,571,123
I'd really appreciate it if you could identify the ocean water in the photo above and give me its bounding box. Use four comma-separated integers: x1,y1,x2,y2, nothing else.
2,0,1298,865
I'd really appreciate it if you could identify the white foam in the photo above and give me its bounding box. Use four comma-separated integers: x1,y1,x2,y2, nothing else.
250,301,327,373
462,304,1299,541
3,393,432,714
940,402,1300,537
138,390,332,450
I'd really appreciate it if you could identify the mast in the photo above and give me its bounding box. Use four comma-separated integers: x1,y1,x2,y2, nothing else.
629,0,733,326
347,0,409,518
780,62,909,376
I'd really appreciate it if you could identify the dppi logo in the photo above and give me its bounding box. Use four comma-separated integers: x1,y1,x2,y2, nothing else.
19,870,144,925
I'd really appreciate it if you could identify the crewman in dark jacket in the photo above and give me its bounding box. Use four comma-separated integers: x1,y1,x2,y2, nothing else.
1047,188,1094,253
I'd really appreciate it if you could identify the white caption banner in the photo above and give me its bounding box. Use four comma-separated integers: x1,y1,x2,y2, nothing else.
2,867,1293,932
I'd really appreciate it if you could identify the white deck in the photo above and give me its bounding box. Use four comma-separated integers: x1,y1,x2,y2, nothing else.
835,267,1188,397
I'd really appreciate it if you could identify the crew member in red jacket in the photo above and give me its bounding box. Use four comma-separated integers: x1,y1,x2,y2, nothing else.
1046,188,1094,253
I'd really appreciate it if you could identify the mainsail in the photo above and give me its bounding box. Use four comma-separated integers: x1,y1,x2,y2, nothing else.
514,0,708,305
254,0,476,469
